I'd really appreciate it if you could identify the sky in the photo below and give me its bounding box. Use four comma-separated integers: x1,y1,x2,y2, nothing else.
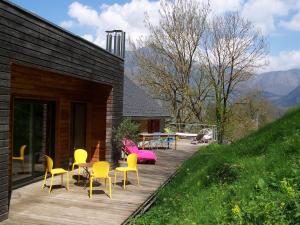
9,0,300,73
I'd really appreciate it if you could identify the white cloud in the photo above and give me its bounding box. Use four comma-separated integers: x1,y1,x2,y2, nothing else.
68,2,100,27
280,12,300,31
62,0,297,47
63,0,242,47
66,0,160,47
82,34,94,42
60,0,300,72
261,51,300,72
207,0,242,14
241,0,290,35
60,20,74,29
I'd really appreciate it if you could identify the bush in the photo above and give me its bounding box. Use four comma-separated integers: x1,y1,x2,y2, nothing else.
113,118,139,151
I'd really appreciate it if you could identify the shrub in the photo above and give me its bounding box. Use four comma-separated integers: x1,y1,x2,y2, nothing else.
113,118,139,151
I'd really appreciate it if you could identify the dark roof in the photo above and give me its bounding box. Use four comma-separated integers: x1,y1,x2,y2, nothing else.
123,76,170,118
3,0,123,61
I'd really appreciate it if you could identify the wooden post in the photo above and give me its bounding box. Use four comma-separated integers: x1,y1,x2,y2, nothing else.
174,134,177,150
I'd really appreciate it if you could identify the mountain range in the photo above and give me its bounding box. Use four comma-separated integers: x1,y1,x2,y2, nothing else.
124,51,300,108
249,69,300,108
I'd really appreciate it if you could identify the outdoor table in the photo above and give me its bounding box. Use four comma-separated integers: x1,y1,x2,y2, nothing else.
139,132,177,150
77,162,93,189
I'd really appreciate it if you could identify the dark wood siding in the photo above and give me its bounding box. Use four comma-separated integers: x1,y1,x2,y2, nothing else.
0,1,124,221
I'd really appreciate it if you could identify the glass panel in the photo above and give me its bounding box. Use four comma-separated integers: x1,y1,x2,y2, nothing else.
12,100,55,185
71,103,86,150
12,102,32,182
32,103,47,176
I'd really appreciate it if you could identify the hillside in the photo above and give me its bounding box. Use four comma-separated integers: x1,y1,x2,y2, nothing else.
130,108,300,224
249,69,300,96
277,85,300,107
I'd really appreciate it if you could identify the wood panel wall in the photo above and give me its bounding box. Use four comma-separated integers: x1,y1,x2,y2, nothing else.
0,1,124,221
11,64,111,167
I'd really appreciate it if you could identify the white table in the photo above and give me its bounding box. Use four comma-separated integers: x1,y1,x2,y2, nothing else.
139,133,177,150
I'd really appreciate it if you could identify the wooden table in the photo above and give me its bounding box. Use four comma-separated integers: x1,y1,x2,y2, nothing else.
139,133,177,150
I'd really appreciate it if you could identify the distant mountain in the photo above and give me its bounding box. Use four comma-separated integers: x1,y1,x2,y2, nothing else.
260,91,282,102
277,85,300,107
124,50,300,108
249,69,300,96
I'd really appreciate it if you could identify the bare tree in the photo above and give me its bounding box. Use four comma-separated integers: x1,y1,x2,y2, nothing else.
131,0,210,124
225,89,280,142
201,12,268,143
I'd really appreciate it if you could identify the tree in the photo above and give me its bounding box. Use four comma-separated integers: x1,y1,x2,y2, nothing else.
201,12,268,143
225,89,280,142
131,0,210,124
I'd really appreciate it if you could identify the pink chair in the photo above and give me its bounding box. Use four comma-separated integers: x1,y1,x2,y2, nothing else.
122,139,157,163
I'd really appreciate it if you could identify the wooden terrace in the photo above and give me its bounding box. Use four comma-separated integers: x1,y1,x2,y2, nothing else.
4,143,200,225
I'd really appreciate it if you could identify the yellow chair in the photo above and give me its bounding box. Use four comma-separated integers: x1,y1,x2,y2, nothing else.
72,149,88,182
42,155,69,193
114,153,139,189
12,145,27,173
89,161,112,199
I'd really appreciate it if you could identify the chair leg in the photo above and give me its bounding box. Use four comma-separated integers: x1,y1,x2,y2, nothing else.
136,170,140,186
89,177,93,198
66,172,69,191
72,164,75,172
61,174,63,186
123,171,126,189
42,171,47,190
108,177,112,198
49,174,54,194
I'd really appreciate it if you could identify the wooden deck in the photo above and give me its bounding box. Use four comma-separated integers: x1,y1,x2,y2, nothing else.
4,142,200,225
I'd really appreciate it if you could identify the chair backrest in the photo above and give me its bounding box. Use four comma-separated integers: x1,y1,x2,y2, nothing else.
74,149,88,164
92,161,109,178
122,139,139,154
127,154,138,169
45,155,53,172
20,145,26,158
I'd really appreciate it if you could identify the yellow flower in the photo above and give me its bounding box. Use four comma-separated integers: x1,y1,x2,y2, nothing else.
232,204,241,216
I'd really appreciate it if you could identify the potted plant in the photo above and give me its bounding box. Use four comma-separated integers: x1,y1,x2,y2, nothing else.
113,118,139,161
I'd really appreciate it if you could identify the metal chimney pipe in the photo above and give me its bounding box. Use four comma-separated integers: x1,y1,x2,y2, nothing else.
116,34,121,57
108,34,112,52
106,30,125,58
106,34,109,51
113,33,117,54
121,32,126,58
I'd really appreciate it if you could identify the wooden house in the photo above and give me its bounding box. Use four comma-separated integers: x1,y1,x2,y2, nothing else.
0,1,124,221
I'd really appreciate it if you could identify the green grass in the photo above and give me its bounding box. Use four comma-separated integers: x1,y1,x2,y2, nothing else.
130,108,300,225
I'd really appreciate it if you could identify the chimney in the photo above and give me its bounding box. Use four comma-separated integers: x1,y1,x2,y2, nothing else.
105,30,125,58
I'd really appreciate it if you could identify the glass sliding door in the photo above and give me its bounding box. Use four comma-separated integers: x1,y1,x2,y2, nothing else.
12,99,55,186
70,103,87,157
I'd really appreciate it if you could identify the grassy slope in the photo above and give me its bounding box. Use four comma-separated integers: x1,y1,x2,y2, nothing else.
131,108,300,225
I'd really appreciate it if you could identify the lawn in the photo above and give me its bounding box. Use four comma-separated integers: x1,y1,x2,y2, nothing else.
130,108,300,224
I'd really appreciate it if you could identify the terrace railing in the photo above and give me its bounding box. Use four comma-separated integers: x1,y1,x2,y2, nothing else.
167,123,218,142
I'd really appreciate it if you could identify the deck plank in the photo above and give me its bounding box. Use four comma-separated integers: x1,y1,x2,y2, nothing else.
3,142,201,225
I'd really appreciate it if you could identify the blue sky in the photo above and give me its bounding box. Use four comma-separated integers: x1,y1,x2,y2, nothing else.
9,0,300,72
